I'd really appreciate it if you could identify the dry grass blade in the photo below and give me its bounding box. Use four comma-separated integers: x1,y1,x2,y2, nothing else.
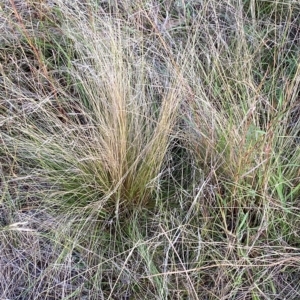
1,0,300,299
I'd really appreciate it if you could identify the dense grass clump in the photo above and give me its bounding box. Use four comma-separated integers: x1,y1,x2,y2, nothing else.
1,0,299,299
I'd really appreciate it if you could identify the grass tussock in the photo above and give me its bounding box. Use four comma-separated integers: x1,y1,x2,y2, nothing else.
1,0,300,299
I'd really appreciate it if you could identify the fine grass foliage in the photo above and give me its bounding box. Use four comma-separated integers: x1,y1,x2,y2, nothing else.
1,0,300,299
